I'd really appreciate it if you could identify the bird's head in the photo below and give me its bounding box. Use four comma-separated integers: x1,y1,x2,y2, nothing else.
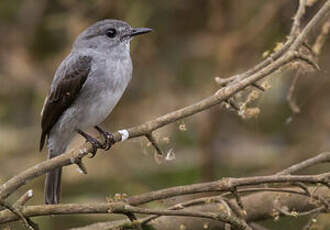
73,19,152,53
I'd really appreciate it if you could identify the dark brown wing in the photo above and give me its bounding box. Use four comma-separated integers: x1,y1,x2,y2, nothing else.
40,56,92,151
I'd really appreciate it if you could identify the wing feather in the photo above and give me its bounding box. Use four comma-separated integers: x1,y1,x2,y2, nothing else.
39,56,92,151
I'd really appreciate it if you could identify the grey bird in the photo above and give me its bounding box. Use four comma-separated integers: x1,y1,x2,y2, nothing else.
40,19,152,204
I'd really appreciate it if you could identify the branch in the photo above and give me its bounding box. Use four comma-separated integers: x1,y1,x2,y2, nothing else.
313,21,330,55
68,186,330,230
0,173,329,224
127,173,330,205
290,0,306,37
277,152,330,175
143,188,330,230
287,72,301,114
109,203,251,230
0,198,37,230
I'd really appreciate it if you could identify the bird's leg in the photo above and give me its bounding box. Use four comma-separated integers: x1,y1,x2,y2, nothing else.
94,126,115,151
77,129,102,158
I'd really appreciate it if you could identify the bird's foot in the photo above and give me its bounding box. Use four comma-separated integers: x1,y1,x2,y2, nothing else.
77,129,102,158
94,126,115,151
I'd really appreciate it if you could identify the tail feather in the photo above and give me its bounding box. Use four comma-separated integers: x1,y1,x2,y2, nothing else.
45,145,66,204
45,167,62,204
44,131,74,204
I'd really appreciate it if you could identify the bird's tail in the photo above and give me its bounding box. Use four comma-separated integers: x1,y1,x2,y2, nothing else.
45,167,62,204
45,145,66,204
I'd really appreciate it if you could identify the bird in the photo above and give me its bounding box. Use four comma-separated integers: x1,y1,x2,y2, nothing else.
39,19,152,204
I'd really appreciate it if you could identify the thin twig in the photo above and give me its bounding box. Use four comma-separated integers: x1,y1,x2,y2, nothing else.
277,152,330,175
145,133,164,157
313,21,330,55
230,187,247,216
302,213,320,230
0,199,37,230
287,72,301,114
290,0,307,37
14,190,33,207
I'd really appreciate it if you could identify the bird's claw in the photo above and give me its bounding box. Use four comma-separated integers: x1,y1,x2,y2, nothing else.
87,138,102,158
103,132,114,151
94,126,115,151
77,129,102,158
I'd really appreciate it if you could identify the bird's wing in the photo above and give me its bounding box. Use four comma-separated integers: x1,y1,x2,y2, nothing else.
40,55,92,151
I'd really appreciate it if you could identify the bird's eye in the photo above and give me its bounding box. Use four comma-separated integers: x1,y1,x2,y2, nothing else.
105,28,117,38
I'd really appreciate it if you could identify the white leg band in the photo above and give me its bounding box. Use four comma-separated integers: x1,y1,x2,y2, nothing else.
118,129,129,142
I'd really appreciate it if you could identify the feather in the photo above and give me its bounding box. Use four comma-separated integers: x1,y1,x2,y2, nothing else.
39,56,92,151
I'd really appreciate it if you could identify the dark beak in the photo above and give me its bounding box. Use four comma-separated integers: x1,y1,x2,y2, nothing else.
130,27,152,37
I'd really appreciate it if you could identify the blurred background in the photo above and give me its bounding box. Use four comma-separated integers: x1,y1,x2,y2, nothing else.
0,0,329,229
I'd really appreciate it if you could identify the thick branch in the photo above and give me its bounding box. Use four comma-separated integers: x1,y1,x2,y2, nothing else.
69,187,330,230
127,173,330,205
0,173,329,224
